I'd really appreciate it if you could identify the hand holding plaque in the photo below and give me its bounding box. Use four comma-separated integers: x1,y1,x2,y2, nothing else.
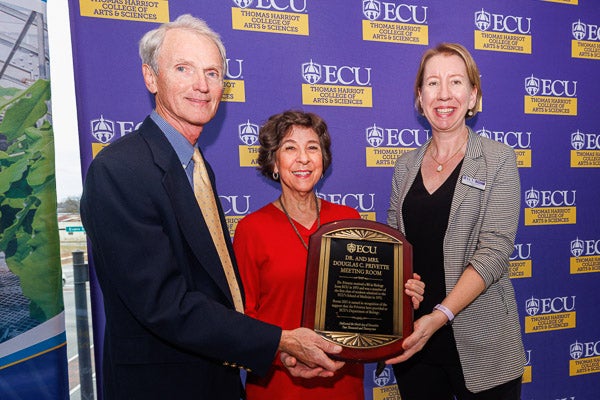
301,219,413,362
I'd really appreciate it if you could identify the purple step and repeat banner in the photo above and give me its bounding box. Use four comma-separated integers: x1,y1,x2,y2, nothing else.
69,1,600,399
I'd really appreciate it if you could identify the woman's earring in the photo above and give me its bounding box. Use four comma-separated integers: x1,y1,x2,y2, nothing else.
467,109,473,116
272,171,279,180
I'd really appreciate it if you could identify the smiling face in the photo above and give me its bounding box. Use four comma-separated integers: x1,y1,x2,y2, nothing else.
142,28,224,143
418,53,477,135
274,126,323,197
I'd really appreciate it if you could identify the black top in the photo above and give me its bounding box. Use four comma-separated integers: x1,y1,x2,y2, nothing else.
402,160,463,360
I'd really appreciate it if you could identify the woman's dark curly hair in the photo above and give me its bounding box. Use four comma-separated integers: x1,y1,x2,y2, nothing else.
257,110,332,181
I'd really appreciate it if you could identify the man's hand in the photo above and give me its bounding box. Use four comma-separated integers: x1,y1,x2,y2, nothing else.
279,328,345,378
280,352,338,378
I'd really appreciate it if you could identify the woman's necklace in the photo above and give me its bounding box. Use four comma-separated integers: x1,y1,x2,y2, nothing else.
278,192,320,250
429,134,469,172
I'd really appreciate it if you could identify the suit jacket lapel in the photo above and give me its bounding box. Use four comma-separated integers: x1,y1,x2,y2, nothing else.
139,118,237,307
449,129,483,226
398,130,483,233
397,142,428,233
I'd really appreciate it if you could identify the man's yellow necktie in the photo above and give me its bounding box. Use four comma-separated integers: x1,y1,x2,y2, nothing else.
192,148,244,313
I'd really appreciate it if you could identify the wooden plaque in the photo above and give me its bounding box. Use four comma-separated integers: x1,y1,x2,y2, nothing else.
302,219,413,362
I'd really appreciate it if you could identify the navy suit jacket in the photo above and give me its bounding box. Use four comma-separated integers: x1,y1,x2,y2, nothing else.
81,117,281,399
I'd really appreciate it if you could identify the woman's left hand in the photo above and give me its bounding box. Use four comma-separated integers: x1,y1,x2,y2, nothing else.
404,273,424,309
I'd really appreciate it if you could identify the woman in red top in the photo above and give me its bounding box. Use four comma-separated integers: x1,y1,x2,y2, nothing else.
234,110,425,399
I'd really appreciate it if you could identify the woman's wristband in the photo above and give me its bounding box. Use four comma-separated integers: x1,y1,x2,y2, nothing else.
434,303,455,324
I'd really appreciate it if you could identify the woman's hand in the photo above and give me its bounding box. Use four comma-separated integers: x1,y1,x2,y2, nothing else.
384,310,446,364
404,273,425,309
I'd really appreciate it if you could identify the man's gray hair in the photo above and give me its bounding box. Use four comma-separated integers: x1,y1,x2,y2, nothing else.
139,14,226,75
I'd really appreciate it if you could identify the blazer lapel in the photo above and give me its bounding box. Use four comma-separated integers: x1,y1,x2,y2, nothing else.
448,129,483,225
139,118,236,307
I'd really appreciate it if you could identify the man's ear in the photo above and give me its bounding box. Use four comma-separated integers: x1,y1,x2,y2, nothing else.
142,64,158,94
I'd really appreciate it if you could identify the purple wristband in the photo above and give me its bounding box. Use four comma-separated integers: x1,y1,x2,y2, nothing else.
434,303,455,324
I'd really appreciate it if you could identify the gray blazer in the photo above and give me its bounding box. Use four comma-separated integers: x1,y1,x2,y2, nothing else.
387,128,525,393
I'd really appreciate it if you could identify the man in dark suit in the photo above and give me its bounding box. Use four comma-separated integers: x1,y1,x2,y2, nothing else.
80,14,344,399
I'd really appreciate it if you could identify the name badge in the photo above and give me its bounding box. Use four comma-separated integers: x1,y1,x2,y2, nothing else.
461,175,486,190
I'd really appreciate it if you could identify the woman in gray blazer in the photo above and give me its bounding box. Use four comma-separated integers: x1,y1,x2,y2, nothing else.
386,43,525,399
